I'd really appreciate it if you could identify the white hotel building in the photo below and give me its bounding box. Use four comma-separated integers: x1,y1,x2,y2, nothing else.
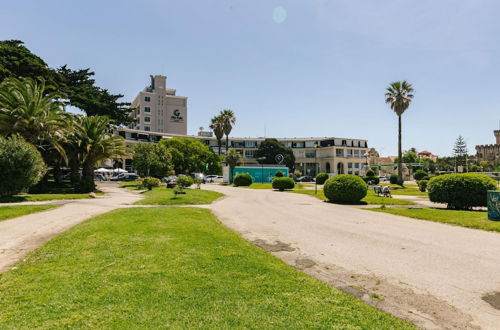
115,75,369,176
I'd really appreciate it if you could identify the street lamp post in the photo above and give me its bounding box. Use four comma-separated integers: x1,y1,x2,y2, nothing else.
257,156,266,184
314,143,318,195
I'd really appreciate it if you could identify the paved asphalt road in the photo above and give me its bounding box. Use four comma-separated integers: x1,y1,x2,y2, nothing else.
204,184,500,329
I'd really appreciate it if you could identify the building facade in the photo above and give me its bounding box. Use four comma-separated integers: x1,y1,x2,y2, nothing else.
129,75,187,135
113,127,369,176
475,130,500,165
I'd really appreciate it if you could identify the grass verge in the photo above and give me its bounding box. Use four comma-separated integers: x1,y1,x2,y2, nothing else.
0,193,102,203
0,205,58,222
134,188,223,205
366,207,497,232
0,207,413,328
290,189,416,205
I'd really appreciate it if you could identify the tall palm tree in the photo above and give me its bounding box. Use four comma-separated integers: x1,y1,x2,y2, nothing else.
73,115,126,192
209,114,224,155
220,109,236,153
224,148,242,183
385,81,414,184
0,77,68,160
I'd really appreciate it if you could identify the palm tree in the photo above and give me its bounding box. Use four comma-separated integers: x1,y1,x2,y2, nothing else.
209,114,224,155
0,77,68,161
220,109,236,153
224,148,242,183
385,81,414,184
73,116,126,192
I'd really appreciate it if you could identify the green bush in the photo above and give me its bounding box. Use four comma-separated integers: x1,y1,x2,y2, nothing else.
427,173,496,210
0,135,46,196
315,172,329,185
275,171,284,177
272,177,295,191
142,177,160,190
323,174,368,203
176,176,194,190
417,180,428,192
233,173,253,186
389,174,398,184
413,170,428,181
362,176,380,185
366,169,375,177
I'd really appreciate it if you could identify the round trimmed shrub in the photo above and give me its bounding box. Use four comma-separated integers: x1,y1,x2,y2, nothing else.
315,172,329,185
272,177,295,191
275,171,284,177
233,173,252,186
427,173,496,210
362,176,380,185
176,175,194,189
323,174,368,203
0,135,46,196
417,179,428,192
413,169,428,181
142,177,160,190
366,169,375,177
389,174,398,184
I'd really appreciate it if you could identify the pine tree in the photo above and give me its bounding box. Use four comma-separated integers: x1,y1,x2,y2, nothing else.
452,135,468,172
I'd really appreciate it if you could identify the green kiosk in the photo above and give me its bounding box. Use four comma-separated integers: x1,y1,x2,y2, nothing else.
232,166,289,184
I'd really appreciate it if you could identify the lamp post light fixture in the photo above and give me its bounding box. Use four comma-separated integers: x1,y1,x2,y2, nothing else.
313,142,318,195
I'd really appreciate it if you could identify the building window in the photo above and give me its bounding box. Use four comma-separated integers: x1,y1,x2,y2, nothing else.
354,171,359,176
354,163,360,168
144,126,150,131
144,117,151,123
245,141,257,148
244,150,255,158
348,162,353,168
145,96,151,102
347,149,353,157
144,107,150,112
342,140,347,146
354,150,360,158
336,149,344,157
305,151,316,158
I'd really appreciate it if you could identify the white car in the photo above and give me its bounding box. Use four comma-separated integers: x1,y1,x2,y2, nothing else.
205,175,223,183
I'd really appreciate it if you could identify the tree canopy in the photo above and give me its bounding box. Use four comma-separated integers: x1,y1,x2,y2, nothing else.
254,138,295,169
159,137,220,174
0,40,132,125
132,143,173,178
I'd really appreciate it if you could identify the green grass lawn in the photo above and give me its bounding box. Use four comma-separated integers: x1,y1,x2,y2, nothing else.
0,193,103,203
0,207,413,328
290,189,416,205
0,205,58,222
367,207,498,232
390,188,428,197
119,180,143,190
134,188,223,205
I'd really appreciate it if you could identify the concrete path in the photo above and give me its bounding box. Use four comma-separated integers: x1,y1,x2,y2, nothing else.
204,184,500,329
0,183,141,272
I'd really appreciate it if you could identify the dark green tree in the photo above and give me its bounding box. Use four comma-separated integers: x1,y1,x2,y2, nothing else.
452,135,468,172
132,143,173,178
254,138,295,170
159,137,219,174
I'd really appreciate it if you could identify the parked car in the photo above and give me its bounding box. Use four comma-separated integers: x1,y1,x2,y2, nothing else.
192,172,205,183
110,173,139,181
205,175,223,183
379,175,389,182
162,175,177,183
94,174,106,181
296,176,315,182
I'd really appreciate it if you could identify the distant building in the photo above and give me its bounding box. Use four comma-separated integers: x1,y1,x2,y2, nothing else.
129,75,187,135
417,150,438,162
475,130,500,165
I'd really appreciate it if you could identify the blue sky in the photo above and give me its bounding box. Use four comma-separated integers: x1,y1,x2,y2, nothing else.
1,0,499,156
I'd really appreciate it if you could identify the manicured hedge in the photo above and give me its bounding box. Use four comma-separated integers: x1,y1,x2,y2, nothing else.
272,177,295,191
413,169,428,181
323,174,368,203
417,179,428,192
142,177,160,190
233,173,253,186
366,169,376,177
389,174,398,184
0,135,46,197
176,176,194,189
427,173,496,210
315,172,329,185
362,176,380,185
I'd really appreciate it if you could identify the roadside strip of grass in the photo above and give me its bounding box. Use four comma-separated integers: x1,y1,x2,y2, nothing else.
134,187,223,205
366,207,498,232
290,189,416,205
0,193,103,203
0,205,58,222
0,207,413,328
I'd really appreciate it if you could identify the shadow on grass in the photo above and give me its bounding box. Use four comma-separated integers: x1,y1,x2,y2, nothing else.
324,200,368,205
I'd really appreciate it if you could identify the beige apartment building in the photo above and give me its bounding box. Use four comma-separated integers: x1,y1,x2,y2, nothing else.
129,75,187,135
113,127,369,176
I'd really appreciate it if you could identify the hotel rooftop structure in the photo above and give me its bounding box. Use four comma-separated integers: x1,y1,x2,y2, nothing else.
116,75,369,176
